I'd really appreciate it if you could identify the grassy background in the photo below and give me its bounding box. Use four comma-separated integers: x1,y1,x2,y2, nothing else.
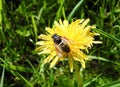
0,0,120,87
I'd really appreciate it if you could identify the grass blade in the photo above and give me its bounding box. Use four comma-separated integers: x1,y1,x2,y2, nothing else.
14,72,33,87
102,80,120,87
88,56,120,66
67,0,84,20
0,68,5,87
0,0,2,26
54,0,65,20
84,73,102,87
31,15,38,42
94,29,120,42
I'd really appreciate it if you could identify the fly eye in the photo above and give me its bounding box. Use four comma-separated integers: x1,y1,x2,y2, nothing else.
52,33,57,38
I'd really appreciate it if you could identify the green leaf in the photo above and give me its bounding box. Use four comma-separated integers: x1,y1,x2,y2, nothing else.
16,29,31,37
1,64,32,73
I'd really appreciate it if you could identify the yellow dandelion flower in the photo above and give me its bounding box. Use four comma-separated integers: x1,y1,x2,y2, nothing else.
36,18,102,72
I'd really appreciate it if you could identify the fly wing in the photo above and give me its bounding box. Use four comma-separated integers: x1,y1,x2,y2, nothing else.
54,44,63,58
61,36,73,44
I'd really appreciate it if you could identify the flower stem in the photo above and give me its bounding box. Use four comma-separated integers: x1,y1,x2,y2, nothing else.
74,63,83,87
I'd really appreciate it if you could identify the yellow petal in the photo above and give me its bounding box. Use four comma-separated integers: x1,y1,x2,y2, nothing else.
80,19,85,23
54,21,60,26
38,34,49,40
94,33,100,36
92,41,102,44
50,56,59,68
69,57,73,72
82,18,90,28
84,25,96,32
36,41,45,45
45,27,54,35
43,56,50,64
47,52,57,62
63,20,68,26
73,57,85,68
38,48,51,54
43,52,56,64
35,46,45,51
78,51,87,59
59,19,62,25
72,19,80,25
79,59,85,68
73,57,80,61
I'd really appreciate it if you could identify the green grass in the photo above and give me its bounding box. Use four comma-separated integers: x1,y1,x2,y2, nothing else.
0,0,120,87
